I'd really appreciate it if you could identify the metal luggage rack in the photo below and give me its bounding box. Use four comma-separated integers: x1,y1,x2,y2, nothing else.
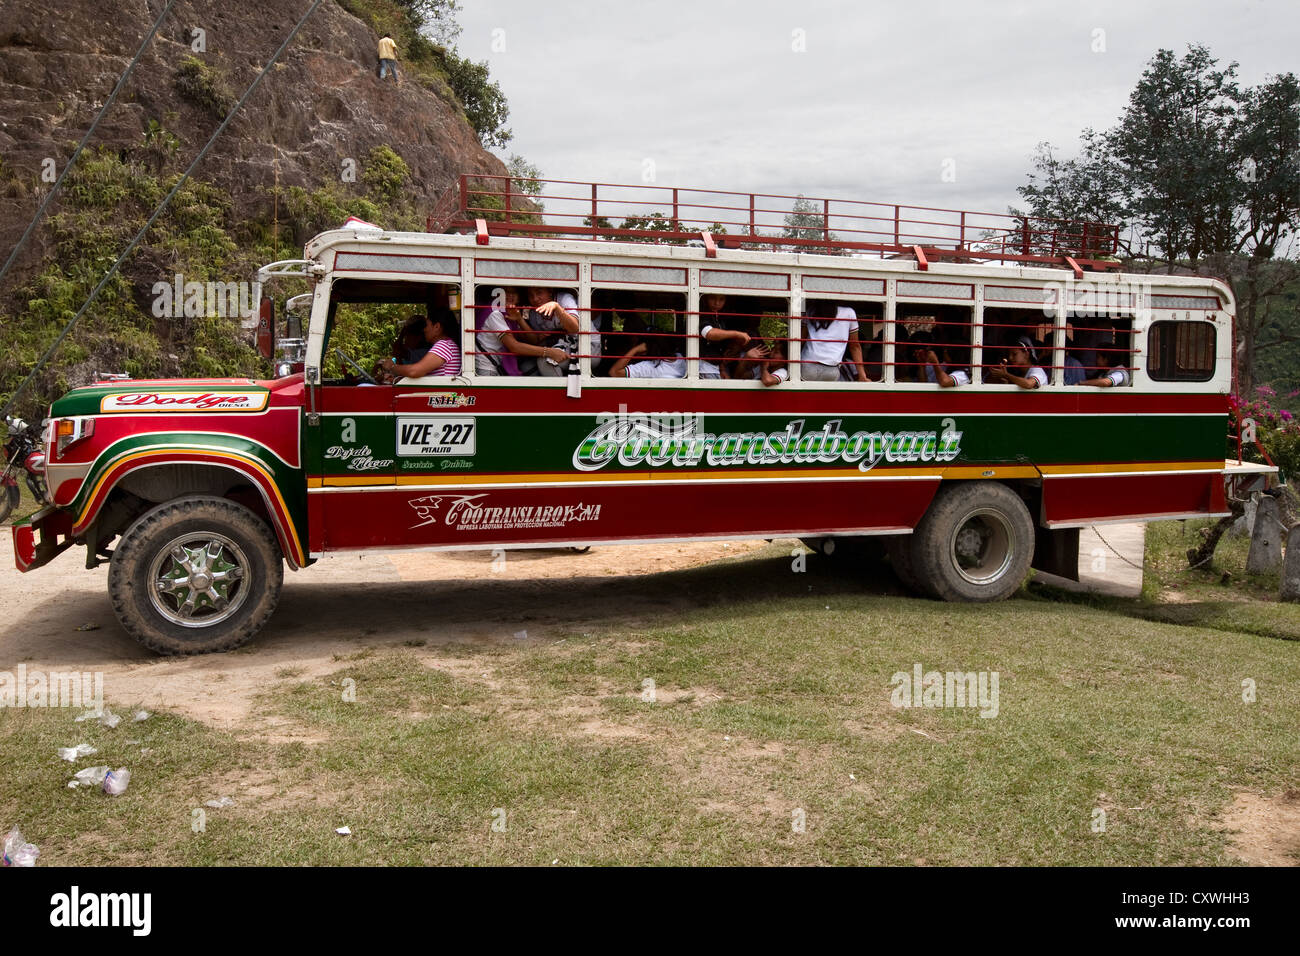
427,174,1123,276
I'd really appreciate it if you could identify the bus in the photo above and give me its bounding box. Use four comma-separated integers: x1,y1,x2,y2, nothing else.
11,176,1268,654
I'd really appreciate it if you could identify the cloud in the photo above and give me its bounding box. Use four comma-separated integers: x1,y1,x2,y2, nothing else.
455,0,1295,220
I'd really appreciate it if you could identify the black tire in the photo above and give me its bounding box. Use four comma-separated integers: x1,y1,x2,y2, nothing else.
0,482,18,523
911,482,1035,602
108,496,283,654
884,534,926,594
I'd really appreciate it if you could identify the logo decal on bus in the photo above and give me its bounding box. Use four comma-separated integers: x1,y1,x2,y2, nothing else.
572,417,963,472
323,445,394,471
99,391,269,412
425,392,477,409
408,493,602,532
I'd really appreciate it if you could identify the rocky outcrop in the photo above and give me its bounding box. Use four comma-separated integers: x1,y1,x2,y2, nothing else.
0,0,505,270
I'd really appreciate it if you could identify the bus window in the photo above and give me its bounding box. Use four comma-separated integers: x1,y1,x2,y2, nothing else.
323,278,460,384
1075,315,1136,387
981,306,1048,385
802,299,870,383
602,291,688,379
471,283,576,377
695,293,789,383
898,304,973,385
1065,309,1136,386
1148,320,1216,382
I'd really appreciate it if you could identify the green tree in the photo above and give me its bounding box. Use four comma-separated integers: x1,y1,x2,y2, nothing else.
444,53,512,149
782,194,835,245
1016,45,1300,392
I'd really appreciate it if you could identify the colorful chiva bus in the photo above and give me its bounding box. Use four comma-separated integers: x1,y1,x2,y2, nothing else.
13,204,1263,653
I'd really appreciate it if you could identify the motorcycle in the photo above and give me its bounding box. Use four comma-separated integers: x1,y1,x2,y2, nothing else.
1,416,49,523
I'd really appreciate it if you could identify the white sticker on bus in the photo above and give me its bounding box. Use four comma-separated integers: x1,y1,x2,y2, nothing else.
397,417,476,457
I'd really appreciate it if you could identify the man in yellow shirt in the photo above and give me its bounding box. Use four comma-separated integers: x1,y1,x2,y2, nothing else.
377,34,399,84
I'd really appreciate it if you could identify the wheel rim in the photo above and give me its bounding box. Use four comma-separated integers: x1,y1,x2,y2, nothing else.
148,532,250,628
947,508,1015,586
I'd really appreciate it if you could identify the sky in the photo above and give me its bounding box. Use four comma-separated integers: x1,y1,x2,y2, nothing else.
453,0,1296,230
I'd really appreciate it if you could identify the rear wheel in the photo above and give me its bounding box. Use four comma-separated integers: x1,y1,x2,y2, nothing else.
108,496,283,654
911,483,1034,602
884,534,925,594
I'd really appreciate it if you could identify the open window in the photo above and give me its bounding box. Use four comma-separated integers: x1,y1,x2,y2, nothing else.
469,281,581,377
694,291,790,383
597,290,688,379
323,278,460,384
897,303,974,385
801,298,880,383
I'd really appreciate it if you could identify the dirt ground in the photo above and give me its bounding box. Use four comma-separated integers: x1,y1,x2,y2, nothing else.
0,533,771,728
2,530,1291,865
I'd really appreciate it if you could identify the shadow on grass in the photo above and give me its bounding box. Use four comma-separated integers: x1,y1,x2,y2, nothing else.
1026,578,1300,643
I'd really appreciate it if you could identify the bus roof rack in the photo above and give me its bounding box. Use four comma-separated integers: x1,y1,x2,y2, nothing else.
426,174,1123,271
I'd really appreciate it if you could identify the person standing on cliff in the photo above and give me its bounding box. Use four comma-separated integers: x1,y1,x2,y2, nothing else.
377,34,399,84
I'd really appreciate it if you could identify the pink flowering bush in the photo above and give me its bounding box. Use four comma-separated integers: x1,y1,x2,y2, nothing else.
1230,387,1300,482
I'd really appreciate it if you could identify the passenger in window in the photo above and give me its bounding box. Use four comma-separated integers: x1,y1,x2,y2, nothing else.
698,293,751,379
731,337,789,386
1080,362,1131,388
908,332,970,388
476,287,571,376
392,314,431,364
802,303,869,382
382,311,461,379
608,333,687,379
526,286,582,376
987,335,1048,389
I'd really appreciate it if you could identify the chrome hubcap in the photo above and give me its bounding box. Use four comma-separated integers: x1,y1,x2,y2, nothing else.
948,509,1015,586
149,533,249,628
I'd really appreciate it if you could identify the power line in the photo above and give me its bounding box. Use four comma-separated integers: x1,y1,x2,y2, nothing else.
0,0,179,292
2,0,326,419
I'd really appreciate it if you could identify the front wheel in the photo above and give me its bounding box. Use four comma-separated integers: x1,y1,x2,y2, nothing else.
108,496,283,654
910,483,1035,602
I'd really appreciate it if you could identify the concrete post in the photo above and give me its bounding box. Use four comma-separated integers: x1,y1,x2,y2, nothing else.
1281,525,1300,602
1246,495,1283,575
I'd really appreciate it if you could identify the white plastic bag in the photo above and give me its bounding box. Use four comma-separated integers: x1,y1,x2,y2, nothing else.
2,827,39,867
103,768,131,796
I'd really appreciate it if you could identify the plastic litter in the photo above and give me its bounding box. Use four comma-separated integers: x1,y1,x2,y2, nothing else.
2,827,39,867
74,708,121,728
103,768,130,796
335,826,351,836
132,710,150,722
204,797,235,809
69,766,110,788
56,743,97,762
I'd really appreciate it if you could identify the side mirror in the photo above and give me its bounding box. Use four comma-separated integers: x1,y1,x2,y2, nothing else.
257,296,276,359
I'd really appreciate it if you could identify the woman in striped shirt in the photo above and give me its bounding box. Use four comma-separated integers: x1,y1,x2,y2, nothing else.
382,311,461,379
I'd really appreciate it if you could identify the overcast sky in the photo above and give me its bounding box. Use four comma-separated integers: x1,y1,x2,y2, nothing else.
455,0,1296,227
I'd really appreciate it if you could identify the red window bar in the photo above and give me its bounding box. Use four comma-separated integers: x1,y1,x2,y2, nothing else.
428,174,1122,271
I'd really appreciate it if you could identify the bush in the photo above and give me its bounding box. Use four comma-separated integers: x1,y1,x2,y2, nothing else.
173,56,235,121
1230,385,1300,482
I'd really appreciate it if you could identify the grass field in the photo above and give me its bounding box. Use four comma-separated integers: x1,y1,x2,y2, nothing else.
2,520,1298,865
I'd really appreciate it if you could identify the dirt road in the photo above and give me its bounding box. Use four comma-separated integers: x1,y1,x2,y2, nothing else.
0,534,774,728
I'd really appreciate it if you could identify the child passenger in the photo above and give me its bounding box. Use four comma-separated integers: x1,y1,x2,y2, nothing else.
987,335,1048,389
